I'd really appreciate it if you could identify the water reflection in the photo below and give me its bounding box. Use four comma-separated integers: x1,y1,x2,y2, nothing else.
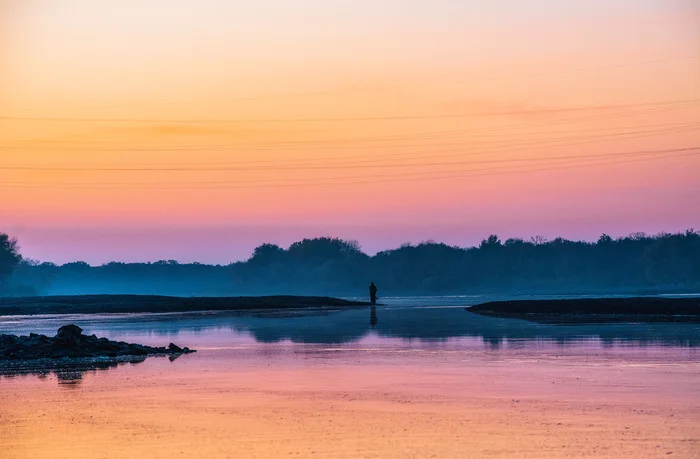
1,304,699,348
0,356,149,386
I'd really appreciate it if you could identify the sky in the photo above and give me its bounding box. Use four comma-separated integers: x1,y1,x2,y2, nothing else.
1,0,699,264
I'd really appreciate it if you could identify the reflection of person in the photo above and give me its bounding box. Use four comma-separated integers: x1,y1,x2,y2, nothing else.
370,306,378,327
369,282,378,305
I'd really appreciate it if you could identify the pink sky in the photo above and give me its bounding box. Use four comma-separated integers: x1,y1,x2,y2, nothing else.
1,0,699,264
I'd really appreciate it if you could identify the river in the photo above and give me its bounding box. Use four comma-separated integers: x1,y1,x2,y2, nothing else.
1,296,698,458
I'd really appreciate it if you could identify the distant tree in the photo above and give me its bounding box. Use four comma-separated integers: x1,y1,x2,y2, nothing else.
597,234,613,245
249,243,286,265
154,260,179,265
629,232,648,241
288,237,364,263
8,231,700,297
0,233,22,287
62,261,91,270
530,235,548,245
479,234,502,249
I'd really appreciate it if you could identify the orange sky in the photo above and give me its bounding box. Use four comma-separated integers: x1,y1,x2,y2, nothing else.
1,0,699,263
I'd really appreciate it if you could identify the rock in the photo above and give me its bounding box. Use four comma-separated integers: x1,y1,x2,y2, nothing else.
1,334,17,346
56,324,82,338
55,324,83,346
0,325,195,361
128,344,149,356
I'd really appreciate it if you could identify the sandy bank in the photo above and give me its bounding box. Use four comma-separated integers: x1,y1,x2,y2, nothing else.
0,294,370,316
468,296,700,323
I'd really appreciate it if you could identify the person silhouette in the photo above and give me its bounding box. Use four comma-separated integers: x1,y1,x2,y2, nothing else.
369,282,378,305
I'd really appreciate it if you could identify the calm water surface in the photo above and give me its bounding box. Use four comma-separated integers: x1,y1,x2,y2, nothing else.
1,296,699,458
1,295,698,358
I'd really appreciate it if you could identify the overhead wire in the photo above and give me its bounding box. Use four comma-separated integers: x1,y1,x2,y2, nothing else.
1,150,697,190
14,54,697,110
0,99,697,124
9,123,700,170
2,125,698,172
2,147,698,189
2,99,697,159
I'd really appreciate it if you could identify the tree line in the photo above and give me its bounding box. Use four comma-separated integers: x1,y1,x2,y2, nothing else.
1,231,699,297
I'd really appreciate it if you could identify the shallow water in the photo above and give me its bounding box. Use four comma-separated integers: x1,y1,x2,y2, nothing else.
1,296,699,458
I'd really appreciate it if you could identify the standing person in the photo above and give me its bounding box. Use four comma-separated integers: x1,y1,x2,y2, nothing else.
369,282,378,305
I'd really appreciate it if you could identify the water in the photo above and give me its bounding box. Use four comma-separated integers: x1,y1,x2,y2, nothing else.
1,295,698,352
1,296,699,458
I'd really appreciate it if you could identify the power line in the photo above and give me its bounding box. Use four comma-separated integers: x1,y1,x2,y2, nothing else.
0,99,696,124
15,148,697,186
3,125,696,172
0,123,700,169
22,54,697,110
2,113,697,173
3,103,696,153
5,120,697,153
2,105,697,173
327,150,700,189
2,147,697,189
3,151,697,190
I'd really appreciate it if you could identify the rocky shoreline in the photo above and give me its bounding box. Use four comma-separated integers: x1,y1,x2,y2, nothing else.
0,324,195,360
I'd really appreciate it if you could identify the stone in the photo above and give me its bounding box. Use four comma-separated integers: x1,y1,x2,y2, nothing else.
128,344,148,356
55,324,83,346
0,326,195,361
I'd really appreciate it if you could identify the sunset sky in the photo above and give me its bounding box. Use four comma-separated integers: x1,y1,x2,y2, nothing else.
1,0,699,264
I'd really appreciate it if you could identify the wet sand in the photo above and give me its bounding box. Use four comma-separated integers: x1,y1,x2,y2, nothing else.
1,346,698,458
469,297,700,323
0,295,369,316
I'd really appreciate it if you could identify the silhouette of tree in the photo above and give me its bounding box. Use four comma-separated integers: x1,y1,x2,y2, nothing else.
479,234,502,249
5,231,700,296
530,235,548,245
0,233,22,288
248,243,286,265
288,237,364,263
62,261,91,270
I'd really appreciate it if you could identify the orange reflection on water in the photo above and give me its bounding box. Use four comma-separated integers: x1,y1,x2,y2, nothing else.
1,348,699,458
